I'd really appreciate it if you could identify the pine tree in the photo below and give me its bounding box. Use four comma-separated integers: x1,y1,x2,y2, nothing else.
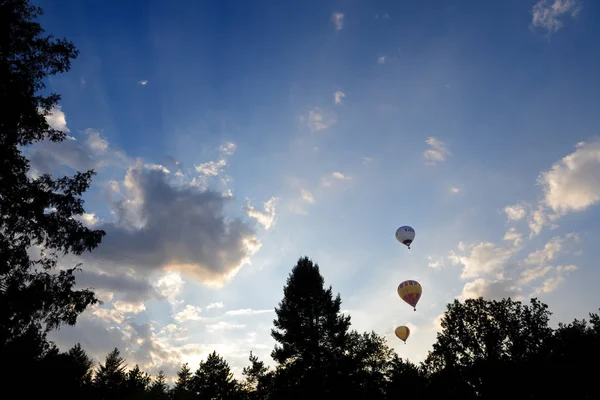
172,363,194,400
242,351,270,399
148,370,170,399
191,351,239,399
94,348,127,398
0,0,105,381
270,256,351,396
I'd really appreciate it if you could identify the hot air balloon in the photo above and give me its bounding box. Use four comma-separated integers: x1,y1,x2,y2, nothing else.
395,226,415,249
398,280,422,311
395,325,410,343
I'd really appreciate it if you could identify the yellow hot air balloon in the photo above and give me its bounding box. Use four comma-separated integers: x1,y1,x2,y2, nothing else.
398,280,422,311
395,325,410,343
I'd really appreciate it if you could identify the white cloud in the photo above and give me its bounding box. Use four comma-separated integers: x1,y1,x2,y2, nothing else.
174,305,203,323
307,108,337,132
449,242,517,280
503,228,523,246
331,12,344,30
538,139,600,215
154,272,185,306
301,189,315,204
520,265,553,284
138,80,148,85
219,141,237,155
322,171,353,187
423,137,451,165
522,235,563,265
243,196,278,230
427,256,444,270
504,203,527,221
377,56,386,64
206,302,224,310
459,278,522,301
334,90,345,105
44,105,70,132
531,0,581,33
206,321,246,332
195,159,227,176
450,186,460,194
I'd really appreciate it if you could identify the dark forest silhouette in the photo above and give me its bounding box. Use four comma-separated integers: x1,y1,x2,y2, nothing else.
1,1,598,398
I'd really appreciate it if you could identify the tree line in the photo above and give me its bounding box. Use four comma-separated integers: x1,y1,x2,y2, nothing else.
1,0,597,398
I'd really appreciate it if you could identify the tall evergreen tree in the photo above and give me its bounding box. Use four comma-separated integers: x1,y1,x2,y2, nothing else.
94,348,127,398
270,256,351,397
148,370,170,399
191,351,239,399
0,0,105,380
172,363,194,400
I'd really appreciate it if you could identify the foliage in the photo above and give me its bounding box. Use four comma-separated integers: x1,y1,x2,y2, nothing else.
2,2,600,399
1,0,105,394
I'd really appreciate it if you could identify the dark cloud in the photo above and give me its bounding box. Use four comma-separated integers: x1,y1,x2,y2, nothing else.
83,164,260,284
74,269,160,303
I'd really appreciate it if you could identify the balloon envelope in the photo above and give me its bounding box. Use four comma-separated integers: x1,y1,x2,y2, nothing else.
395,325,410,343
398,280,422,311
395,226,415,248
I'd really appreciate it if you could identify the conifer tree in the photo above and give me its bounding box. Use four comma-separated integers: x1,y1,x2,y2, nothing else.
270,256,351,396
192,351,239,399
172,363,194,400
148,370,170,399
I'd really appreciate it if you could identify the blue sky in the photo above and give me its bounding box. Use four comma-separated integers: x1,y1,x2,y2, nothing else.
25,0,600,380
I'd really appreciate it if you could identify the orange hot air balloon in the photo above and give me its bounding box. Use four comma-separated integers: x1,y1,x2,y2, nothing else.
398,280,422,311
395,325,410,343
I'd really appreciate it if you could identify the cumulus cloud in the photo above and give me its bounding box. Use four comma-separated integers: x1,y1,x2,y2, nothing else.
450,186,460,194
423,137,451,165
44,105,70,132
306,108,337,132
138,80,148,85
331,12,344,30
539,139,600,215
453,232,580,301
301,189,315,204
80,162,262,286
75,269,160,303
449,242,518,280
504,203,527,221
505,139,600,238
531,0,581,33
334,90,345,105
242,197,278,230
377,56,386,64
206,302,224,310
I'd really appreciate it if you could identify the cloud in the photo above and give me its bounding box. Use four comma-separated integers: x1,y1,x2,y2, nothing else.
219,141,237,155
504,203,527,221
423,137,451,165
427,256,444,270
224,309,273,316
206,302,224,310
206,321,246,332
450,187,460,194
531,0,581,33
44,105,70,132
242,197,278,230
301,189,315,204
503,228,523,247
449,242,518,280
377,56,386,64
174,305,204,323
138,80,148,85
321,171,353,188
306,108,336,132
331,12,344,30
153,271,185,306
75,269,160,303
539,139,600,215
81,163,263,287
334,90,345,105
505,139,600,238
459,278,522,301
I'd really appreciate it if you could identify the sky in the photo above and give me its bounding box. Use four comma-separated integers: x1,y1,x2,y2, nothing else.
23,0,600,381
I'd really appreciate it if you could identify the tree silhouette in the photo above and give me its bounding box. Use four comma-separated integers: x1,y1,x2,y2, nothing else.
191,350,239,399
0,0,105,391
148,370,170,399
241,351,271,400
94,348,128,398
270,256,352,398
172,362,194,400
